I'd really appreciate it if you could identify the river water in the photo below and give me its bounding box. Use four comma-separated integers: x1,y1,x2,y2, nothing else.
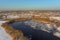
8,20,60,40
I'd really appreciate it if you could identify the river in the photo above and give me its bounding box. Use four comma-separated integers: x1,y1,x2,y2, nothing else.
8,21,60,40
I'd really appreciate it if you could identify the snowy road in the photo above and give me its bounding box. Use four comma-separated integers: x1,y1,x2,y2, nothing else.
0,21,12,40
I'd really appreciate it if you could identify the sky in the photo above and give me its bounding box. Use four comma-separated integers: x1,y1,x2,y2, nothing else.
0,0,60,10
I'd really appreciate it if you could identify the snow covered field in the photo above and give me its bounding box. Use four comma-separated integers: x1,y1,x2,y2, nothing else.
50,17,60,21
0,21,12,40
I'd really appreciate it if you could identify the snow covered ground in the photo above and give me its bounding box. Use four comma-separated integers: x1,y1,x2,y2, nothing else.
0,20,60,40
7,15,20,19
0,21,12,40
49,17,60,21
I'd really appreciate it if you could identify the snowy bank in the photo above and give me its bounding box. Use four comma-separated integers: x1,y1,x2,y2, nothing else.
0,21,12,40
